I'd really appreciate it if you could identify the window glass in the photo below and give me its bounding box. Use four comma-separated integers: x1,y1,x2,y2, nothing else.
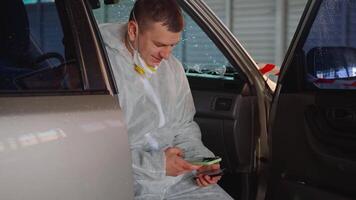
24,0,55,4
93,0,236,81
303,0,356,90
93,0,132,24
24,0,37,4
0,0,83,92
174,13,233,80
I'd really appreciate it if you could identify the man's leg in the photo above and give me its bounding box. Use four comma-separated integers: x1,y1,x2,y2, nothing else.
134,177,179,200
164,174,234,200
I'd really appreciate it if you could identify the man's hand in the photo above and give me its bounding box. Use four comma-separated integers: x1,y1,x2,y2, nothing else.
195,164,222,187
165,147,201,176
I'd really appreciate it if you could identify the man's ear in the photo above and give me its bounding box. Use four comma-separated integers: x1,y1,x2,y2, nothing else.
127,21,138,41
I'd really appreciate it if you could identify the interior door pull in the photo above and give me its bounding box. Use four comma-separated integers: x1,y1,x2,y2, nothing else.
328,109,355,121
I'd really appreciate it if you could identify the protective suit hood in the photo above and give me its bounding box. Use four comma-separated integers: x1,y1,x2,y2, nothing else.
100,22,127,53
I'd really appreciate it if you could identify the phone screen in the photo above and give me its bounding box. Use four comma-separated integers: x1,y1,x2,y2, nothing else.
186,157,222,165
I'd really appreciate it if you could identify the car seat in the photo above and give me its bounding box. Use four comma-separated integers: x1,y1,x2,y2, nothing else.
0,0,33,89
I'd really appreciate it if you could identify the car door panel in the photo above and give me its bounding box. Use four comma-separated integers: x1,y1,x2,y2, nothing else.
279,180,353,200
305,103,356,170
269,0,356,199
192,90,238,119
193,91,257,171
0,95,133,200
190,81,258,200
271,93,356,199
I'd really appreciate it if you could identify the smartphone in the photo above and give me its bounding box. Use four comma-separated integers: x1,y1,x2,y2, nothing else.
186,156,222,165
195,168,225,178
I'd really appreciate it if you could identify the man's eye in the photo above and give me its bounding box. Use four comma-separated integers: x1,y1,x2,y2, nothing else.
154,43,164,47
154,43,176,48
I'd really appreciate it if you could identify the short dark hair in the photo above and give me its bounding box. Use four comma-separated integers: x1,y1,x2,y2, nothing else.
129,0,184,33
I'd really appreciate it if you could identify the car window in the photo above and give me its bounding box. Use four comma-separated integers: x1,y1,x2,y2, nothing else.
303,0,356,90
0,0,83,92
93,0,237,81
175,12,234,80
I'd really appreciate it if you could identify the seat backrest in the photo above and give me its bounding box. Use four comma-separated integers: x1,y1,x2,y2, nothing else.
0,0,30,63
307,47,356,78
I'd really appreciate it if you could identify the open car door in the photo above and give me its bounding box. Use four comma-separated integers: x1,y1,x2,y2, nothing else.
268,0,356,199
0,0,133,199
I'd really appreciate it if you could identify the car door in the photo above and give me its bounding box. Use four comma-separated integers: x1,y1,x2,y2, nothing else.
268,0,356,199
0,0,133,199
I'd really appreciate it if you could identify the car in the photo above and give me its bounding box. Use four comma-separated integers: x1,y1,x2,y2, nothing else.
0,0,355,199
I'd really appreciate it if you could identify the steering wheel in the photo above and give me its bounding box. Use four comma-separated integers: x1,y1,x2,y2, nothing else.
31,52,65,69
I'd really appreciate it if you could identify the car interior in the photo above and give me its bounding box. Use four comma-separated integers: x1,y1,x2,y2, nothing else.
0,0,83,91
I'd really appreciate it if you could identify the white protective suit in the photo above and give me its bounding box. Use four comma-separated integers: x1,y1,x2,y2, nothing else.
100,23,233,200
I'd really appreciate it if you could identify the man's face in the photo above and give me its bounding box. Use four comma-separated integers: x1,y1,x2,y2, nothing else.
130,22,181,66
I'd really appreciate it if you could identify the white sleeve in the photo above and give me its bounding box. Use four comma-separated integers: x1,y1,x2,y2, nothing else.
170,59,214,159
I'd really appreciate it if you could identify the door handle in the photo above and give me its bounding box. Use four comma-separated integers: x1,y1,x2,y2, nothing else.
327,108,355,121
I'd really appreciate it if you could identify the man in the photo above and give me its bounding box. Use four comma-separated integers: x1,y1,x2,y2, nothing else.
100,0,233,199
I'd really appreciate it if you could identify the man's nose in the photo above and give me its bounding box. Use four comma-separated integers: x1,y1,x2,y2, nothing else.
160,46,172,59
